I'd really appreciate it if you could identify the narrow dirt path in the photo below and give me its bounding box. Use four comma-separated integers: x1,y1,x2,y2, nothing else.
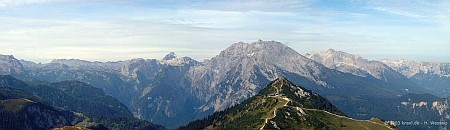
260,84,290,130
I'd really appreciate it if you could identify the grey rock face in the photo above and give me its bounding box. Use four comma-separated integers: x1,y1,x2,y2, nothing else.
382,59,450,97
381,59,450,78
307,49,426,94
188,41,332,112
0,55,24,75
307,49,386,79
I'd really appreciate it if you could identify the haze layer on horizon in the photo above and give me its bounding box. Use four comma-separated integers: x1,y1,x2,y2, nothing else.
0,0,449,63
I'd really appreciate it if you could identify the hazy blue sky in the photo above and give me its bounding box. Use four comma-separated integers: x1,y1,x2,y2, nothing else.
0,0,449,63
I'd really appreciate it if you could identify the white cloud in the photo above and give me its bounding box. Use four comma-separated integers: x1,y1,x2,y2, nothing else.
371,7,424,18
0,0,62,8
0,0,449,63
193,0,313,12
0,15,301,62
148,9,296,29
367,0,449,22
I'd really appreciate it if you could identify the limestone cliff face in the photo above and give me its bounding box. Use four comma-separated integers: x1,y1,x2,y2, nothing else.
0,55,24,75
307,49,426,94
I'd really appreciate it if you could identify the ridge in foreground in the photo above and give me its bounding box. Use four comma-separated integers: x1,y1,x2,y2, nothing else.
177,76,396,130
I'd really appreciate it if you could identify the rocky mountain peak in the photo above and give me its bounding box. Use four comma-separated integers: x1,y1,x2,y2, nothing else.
308,49,429,95
198,41,336,103
0,54,24,75
160,52,199,66
50,59,91,65
308,49,388,78
215,40,303,66
322,49,362,61
163,52,177,61
322,48,338,56
224,40,292,54
0,54,15,59
325,48,336,52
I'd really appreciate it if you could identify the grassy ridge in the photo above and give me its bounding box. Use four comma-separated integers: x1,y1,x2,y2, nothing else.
178,77,396,130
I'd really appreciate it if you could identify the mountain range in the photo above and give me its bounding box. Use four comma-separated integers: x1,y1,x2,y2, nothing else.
381,59,450,98
306,49,427,93
0,40,449,129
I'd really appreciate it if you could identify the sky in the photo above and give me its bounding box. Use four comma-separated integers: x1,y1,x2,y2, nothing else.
0,0,449,63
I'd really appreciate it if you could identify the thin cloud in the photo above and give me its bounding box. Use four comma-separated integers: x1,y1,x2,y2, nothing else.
193,0,313,12
371,7,425,18
0,0,62,8
0,0,449,63
367,0,449,20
